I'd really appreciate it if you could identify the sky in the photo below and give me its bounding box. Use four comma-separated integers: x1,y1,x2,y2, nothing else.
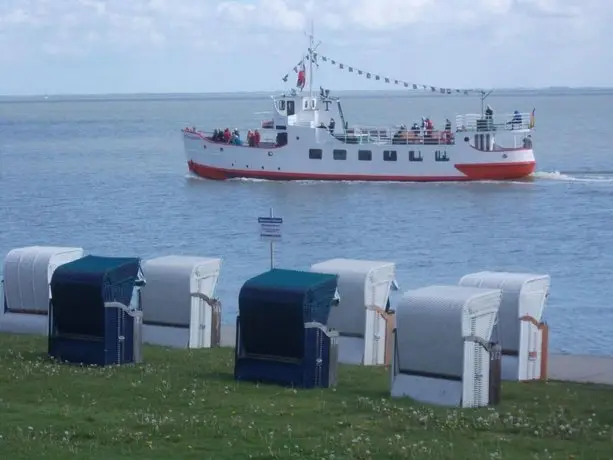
0,0,611,95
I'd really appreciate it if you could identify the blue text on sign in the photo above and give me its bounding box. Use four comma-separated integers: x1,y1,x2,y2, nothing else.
258,217,283,224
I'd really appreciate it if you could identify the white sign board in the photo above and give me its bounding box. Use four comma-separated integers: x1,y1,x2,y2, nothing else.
258,216,283,241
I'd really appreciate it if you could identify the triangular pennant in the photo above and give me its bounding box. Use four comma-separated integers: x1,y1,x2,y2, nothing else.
312,52,477,96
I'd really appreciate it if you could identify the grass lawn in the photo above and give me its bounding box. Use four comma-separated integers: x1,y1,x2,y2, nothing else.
0,333,611,459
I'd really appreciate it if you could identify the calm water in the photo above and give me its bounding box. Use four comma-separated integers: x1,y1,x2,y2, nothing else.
1,90,612,356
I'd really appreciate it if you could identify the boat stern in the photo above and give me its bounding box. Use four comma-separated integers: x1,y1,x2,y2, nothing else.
454,146,535,180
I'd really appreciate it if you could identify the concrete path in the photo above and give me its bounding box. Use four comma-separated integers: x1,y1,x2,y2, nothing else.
2,320,612,386
220,324,236,347
547,353,613,385
220,324,613,385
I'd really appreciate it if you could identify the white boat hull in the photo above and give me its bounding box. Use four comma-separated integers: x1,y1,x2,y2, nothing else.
183,127,535,182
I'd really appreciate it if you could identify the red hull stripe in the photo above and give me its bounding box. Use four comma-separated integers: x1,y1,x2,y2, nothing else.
188,161,536,182
455,162,536,180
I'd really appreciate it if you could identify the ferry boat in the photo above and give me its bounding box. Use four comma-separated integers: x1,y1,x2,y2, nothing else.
182,37,536,182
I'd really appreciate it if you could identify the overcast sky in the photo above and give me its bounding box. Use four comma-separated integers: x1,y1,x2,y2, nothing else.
0,0,611,95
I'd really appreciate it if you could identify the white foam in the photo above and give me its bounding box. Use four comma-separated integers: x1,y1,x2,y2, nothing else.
532,171,613,183
184,173,207,181
230,177,270,183
186,171,613,186
185,175,534,186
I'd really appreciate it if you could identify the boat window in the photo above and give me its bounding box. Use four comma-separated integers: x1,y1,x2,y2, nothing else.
276,132,288,147
279,100,286,111
383,150,397,161
304,100,309,109
358,150,372,161
409,150,423,162
333,149,347,160
309,148,323,160
287,100,295,116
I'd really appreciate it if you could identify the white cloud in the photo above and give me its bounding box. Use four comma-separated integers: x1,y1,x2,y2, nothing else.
1,7,37,25
0,0,606,52
217,0,306,31
0,0,611,92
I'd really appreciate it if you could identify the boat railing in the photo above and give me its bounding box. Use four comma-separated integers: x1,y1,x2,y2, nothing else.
184,127,281,147
333,125,455,145
455,112,533,132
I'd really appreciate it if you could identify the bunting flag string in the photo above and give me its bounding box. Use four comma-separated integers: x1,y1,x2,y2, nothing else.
282,52,482,95
281,59,303,83
281,52,318,84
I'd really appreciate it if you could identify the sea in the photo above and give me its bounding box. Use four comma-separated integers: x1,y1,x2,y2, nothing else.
0,89,612,356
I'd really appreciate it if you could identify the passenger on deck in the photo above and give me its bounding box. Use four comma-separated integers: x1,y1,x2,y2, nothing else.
522,134,533,148
247,130,254,147
424,118,433,138
223,128,231,143
444,118,452,144
485,105,494,130
254,129,261,147
318,122,326,129
328,118,336,134
212,129,219,141
231,129,242,145
510,110,523,129
411,122,420,135
392,125,409,144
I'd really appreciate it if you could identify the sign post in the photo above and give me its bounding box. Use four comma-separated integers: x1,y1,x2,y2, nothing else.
258,208,283,270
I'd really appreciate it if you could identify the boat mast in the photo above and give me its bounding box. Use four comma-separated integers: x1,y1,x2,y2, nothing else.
480,89,493,116
308,20,314,105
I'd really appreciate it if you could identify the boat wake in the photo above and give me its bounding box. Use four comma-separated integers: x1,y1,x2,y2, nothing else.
532,171,613,183
186,173,270,183
186,171,613,186
189,175,532,186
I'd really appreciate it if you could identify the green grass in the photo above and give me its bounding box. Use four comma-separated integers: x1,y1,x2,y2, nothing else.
0,334,611,459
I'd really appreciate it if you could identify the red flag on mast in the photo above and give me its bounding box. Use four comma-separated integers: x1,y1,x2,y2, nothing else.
296,62,306,91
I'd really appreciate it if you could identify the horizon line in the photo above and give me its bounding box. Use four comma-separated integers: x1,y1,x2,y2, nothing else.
1,86,612,99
